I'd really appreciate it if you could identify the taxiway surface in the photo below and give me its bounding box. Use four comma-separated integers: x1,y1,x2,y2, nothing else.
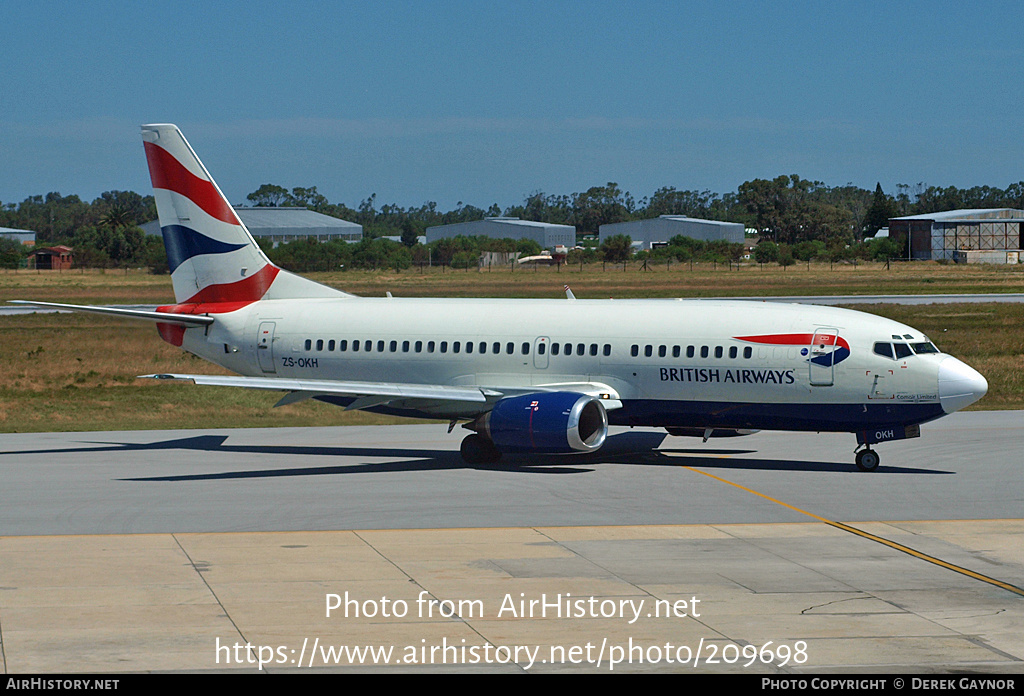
1,415,1022,674
0,413,1020,535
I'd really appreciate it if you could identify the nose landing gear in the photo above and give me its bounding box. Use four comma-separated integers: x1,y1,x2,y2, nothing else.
854,446,880,472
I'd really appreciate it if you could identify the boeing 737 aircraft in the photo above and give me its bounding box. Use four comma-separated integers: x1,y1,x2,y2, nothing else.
13,124,989,471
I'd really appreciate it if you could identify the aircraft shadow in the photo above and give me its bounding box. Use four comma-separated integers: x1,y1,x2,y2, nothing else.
2,431,950,480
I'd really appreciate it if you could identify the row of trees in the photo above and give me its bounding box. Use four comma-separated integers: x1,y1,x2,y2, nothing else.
244,177,1024,248
3,176,1023,271
0,190,158,268
261,235,546,273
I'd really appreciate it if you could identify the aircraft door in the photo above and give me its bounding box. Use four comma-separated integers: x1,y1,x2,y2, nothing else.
257,321,277,373
809,328,838,386
534,336,549,369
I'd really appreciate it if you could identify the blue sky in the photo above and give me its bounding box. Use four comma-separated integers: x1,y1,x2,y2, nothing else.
3,0,1023,210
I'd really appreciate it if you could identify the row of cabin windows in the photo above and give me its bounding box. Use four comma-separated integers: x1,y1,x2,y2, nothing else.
302,338,612,357
537,342,612,357
631,344,754,360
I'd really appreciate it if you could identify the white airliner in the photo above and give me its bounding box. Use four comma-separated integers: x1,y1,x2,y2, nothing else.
13,124,989,471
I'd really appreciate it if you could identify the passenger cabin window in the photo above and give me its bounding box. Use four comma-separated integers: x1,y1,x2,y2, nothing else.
603,344,612,356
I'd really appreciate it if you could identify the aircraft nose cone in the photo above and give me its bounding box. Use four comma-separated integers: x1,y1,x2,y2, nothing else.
938,357,988,414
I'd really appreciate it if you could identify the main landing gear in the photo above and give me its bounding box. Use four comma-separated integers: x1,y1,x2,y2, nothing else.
460,434,502,465
854,446,880,472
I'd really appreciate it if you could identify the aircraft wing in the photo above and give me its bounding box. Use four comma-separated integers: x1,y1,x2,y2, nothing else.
140,374,623,414
8,300,213,326
140,373,504,411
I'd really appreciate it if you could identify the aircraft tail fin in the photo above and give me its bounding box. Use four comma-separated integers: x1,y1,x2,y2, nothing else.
140,124,349,306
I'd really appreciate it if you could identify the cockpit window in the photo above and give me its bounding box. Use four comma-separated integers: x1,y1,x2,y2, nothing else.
873,342,894,359
911,342,939,354
893,343,913,359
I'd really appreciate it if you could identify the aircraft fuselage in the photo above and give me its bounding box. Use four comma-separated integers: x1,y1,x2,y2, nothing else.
175,295,974,440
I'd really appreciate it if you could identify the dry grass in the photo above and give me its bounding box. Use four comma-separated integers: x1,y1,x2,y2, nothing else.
3,260,1024,303
0,313,417,432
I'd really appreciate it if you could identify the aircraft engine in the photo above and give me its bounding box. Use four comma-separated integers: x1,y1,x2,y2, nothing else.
477,392,609,455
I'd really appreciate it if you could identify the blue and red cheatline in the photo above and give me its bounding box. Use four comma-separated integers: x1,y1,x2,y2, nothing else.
734,333,851,367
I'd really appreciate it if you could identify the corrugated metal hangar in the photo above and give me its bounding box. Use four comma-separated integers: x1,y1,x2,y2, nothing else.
0,227,36,246
890,208,1024,262
142,207,362,246
426,217,576,249
598,215,745,250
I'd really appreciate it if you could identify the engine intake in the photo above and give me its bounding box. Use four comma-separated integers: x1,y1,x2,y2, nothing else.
477,392,608,454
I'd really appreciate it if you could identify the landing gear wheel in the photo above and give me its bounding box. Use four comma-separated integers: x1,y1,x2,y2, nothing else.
855,448,880,472
460,434,502,464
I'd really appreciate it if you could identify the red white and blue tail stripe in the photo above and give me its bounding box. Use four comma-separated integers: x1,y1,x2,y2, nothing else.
141,124,346,308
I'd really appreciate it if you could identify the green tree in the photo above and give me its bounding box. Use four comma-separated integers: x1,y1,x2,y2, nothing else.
247,184,290,207
574,183,634,236
861,183,898,238
0,237,23,269
599,234,633,262
753,240,779,264
400,219,424,247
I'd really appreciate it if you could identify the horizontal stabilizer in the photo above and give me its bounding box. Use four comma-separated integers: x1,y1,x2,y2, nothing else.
8,300,214,326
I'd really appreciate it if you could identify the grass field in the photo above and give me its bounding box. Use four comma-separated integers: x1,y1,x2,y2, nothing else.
1,262,1021,433
4,259,1024,303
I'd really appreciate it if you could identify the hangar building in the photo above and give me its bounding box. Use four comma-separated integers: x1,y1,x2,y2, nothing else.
599,216,745,250
889,209,1024,262
426,218,576,249
143,207,362,247
0,227,36,246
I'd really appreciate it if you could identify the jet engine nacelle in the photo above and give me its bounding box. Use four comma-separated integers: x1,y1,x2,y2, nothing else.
478,392,609,454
